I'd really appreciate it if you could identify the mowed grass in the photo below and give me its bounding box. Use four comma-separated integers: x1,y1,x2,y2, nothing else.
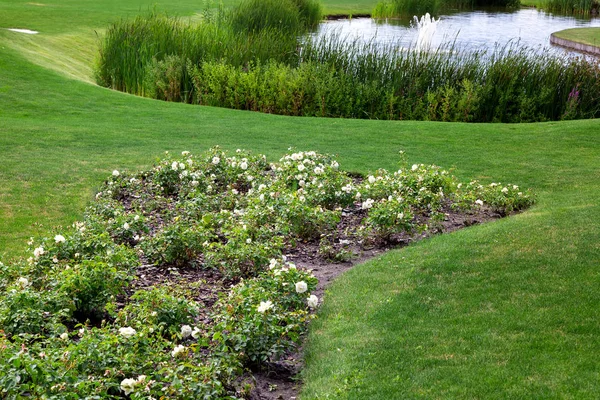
554,27,600,47
1,0,600,397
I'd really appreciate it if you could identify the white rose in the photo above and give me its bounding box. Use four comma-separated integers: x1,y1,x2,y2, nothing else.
119,327,137,338
181,325,193,338
172,345,186,358
120,378,137,395
307,295,319,309
295,281,308,293
257,300,274,313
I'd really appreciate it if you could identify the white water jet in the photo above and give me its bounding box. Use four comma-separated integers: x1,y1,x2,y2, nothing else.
7,28,39,34
412,13,439,51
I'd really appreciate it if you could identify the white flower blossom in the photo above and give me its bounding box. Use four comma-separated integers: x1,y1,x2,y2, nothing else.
60,332,69,340
240,161,248,170
192,326,201,339
119,327,136,338
17,277,29,288
297,164,306,172
295,281,308,293
134,215,140,221
112,170,120,177
172,345,186,358
54,234,66,243
33,246,44,258
246,238,252,244
181,325,193,338
307,295,319,309
475,199,484,206
171,161,178,171
212,156,220,165
331,161,339,169
501,187,508,193
362,198,375,210
257,300,274,313
123,222,130,230
182,151,190,156
368,175,376,184
314,167,324,175
120,378,137,395
412,164,419,171
269,259,278,269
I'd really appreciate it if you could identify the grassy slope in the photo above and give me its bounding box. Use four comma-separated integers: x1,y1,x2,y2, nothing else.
553,27,600,46
1,0,600,398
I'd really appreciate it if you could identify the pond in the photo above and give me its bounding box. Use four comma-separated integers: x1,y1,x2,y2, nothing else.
314,8,600,55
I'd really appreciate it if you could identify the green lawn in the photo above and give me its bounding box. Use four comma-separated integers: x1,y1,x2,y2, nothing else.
553,27,600,47
1,0,600,398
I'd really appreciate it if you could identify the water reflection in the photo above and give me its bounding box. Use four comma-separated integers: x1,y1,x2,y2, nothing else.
314,8,600,55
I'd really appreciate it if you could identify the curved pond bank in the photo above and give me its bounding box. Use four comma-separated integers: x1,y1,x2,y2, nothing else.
550,28,600,55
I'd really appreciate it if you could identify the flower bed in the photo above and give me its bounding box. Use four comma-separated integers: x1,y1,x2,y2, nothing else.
0,147,534,398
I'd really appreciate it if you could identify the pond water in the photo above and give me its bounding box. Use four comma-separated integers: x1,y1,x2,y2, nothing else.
314,9,600,55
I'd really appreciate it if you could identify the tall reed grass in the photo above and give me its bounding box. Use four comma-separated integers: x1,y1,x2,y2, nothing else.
545,0,597,15
96,10,600,122
372,0,519,18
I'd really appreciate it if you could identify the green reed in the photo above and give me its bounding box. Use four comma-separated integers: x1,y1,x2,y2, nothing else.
372,0,518,18
545,0,596,15
96,9,600,122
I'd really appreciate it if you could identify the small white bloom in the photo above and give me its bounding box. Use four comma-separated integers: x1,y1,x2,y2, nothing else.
362,198,375,210
307,295,319,309
192,326,201,339
269,259,278,269
331,161,339,169
54,234,66,243
112,170,120,177
182,151,190,156
123,222,130,230
411,164,418,171
475,199,484,206
171,161,178,171
120,378,137,395
314,167,324,175
240,161,248,170
368,175,376,184
78,328,85,337
119,327,137,338
297,164,306,172
457,183,463,189
179,162,185,170
187,159,193,166
212,156,220,165
501,187,508,193
299,180,305,187
513,185,519,190
17,277,29,288
172,345,186,358
295,281,308,293
257,300,274,313
181,325,193,338
246,238,252,244
33,246,44,258
191,180,199,187
134,215,140,221
52,256,59,263
60,332,69,340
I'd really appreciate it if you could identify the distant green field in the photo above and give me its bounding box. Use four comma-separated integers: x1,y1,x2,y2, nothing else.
1,0,600,398
553,27,600,46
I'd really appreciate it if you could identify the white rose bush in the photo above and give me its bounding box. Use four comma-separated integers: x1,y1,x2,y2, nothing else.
0,147,534,398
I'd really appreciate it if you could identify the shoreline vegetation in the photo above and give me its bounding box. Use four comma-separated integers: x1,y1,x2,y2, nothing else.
96,2,600,124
